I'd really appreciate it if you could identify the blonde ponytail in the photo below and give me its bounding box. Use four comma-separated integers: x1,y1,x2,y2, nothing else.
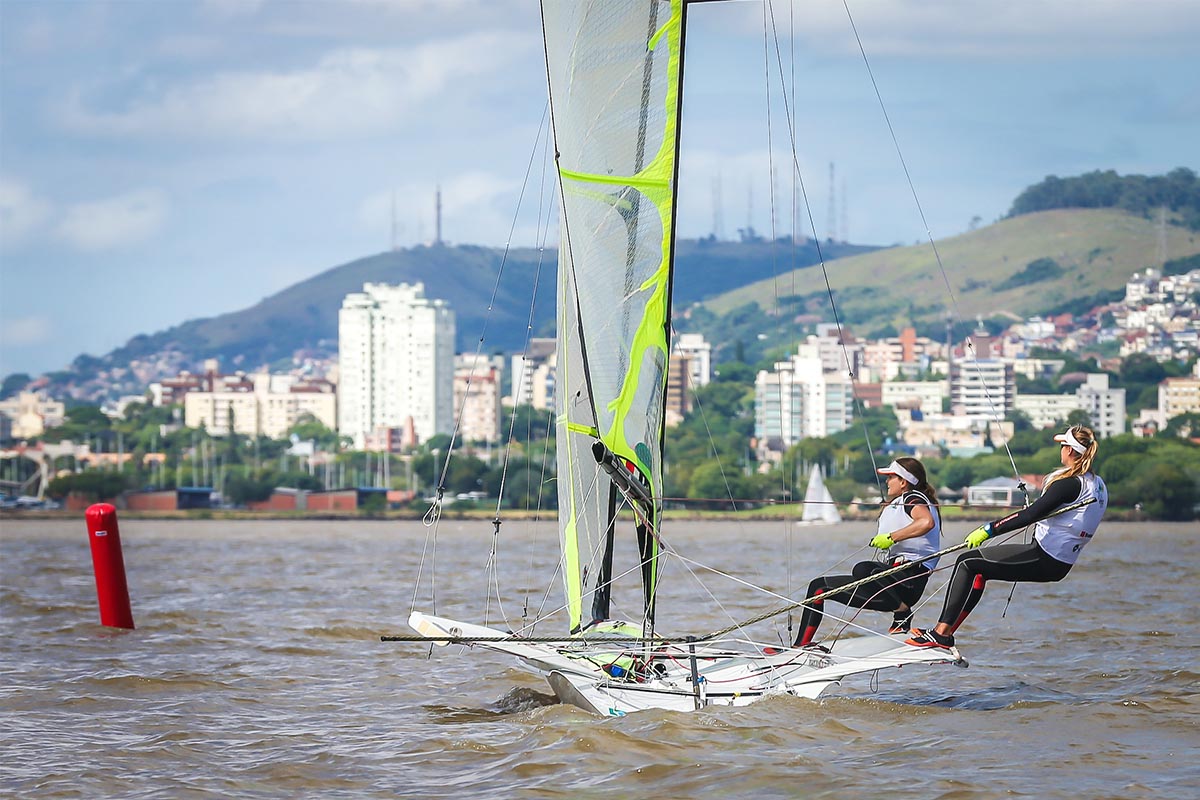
1045,425,1098,489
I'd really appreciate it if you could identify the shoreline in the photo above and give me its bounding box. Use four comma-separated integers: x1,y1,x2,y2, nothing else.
0,507,1157,523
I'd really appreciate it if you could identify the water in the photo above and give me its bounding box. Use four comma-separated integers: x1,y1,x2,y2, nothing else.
2,518,1197,798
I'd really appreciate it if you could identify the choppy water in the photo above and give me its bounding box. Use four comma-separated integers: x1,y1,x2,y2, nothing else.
2,517,1197,799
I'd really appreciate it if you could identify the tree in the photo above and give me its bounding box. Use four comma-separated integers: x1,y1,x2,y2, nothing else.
687,460,754,509
1119,353,1167,386
444,455,489,495
1162,413,1200,439
490,459,556,510
1065,409,1093,428
939,461,975,492
47,471,128,501
712,361,756,384
502,404,554,442
224,471,276,504
0,373,31,400
1117,462,1197,521
287,415,343,450
1007,410,1034,433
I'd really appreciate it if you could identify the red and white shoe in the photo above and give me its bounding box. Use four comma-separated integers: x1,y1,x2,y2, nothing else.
905,628,954,649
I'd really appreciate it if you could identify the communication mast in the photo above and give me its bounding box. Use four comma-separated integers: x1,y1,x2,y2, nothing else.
841,175,848,243
712,173,724,240
826,162,836,243
435,185,443,246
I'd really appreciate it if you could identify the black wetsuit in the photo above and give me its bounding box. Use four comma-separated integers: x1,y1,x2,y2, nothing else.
936,477,1083,631
794,491,936,646
794,560,931,646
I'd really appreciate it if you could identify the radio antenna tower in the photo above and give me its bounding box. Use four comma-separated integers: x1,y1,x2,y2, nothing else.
841,175,848,243
435,185,443,246
826,162,836,243
712,173,724,240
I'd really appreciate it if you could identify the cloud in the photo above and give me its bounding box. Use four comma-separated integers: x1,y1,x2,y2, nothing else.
57,32,535,142
0,178,51,245
704,0,1200,57
0,315,53,346
57,189,168,251
201,0,266,18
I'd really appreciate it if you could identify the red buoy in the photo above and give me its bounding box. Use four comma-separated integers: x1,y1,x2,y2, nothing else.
85,503,135,629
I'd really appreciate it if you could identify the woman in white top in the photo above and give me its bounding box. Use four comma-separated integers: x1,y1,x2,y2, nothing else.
793,457,941,647
907,425,1108,650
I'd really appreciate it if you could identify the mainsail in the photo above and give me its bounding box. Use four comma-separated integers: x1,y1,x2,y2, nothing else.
543,0,685,635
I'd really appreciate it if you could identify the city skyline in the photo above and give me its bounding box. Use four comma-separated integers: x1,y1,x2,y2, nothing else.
2,0,1197,378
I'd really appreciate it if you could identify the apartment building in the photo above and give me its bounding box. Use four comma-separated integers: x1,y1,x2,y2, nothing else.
950,359,1016,418
509,338,556,411
755,353,854,449
453,354,503,443
338,282,455,448
183,374,336,438
0,391,66,439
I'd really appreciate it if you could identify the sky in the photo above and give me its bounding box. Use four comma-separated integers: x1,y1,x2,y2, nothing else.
1,0,1197,378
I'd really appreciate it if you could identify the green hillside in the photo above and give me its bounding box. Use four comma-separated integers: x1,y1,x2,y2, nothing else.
98,238,872,372
702,208,1200,339
31,206,1200,403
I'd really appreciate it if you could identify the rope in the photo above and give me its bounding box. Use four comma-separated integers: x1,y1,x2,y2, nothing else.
700,496,1097,641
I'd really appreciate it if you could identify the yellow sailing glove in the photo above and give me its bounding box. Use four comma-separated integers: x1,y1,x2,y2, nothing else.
869,533,895,550
964,523,993,548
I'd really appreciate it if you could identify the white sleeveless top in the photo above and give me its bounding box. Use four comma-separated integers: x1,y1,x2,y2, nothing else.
878,490,941,569
1034,471,1107,564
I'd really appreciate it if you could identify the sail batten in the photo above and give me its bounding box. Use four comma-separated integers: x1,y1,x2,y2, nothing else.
543,0,684,633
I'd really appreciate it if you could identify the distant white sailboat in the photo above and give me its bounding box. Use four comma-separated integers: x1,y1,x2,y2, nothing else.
799,465,842,526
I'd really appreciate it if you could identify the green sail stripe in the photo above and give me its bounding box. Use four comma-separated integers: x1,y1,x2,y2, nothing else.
548,0,684,636
598,1,681,483
562,499,582,631
556,286,585,633
647,10,679,52
597,0,681,624
558,166,669,190
564,420,599,437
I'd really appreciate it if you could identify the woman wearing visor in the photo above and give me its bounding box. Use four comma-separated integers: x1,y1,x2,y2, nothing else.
907,425,1108,650
792,456,941,648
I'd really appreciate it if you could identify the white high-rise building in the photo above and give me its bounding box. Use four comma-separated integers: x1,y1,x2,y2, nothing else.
950,359,1016,418
1075,373,1126,439
754,353,854,448
673,333,712,387
509,338,556,410
338,282,455,448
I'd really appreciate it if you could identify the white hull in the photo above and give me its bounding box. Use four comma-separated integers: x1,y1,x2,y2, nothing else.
409,611,964,716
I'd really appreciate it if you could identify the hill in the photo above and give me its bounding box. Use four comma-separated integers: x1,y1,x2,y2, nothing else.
698,208,1200,351
23,207,1200,403
39,237,873,400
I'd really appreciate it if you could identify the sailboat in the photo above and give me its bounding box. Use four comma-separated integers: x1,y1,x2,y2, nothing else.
798,465,843,526
403,0,964,715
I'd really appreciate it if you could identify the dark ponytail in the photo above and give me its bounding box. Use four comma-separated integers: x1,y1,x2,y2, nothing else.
895,456,939,506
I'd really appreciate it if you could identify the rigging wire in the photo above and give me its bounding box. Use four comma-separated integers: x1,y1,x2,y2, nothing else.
409,100,553,617
839,0,1028,495
759,0,887,507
